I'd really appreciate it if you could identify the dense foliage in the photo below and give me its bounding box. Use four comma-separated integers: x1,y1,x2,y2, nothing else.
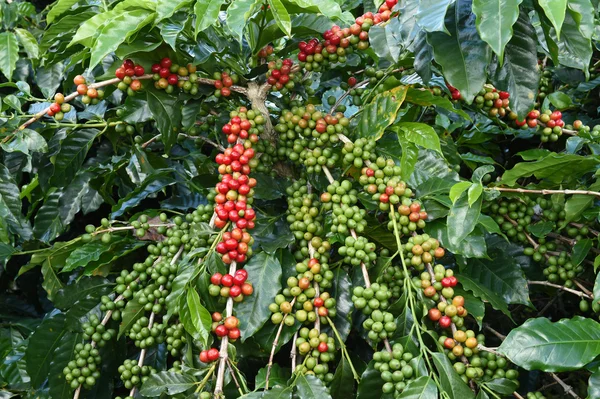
2,0,600,398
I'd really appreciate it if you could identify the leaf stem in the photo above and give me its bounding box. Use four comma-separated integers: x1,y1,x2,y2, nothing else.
528,280,592,299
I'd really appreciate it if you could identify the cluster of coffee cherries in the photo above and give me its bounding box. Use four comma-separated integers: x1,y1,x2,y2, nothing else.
425,267,467,329
118,359,155,389
535,109,565,142
199,347,220,363
82,314,116,347
128,316,164,349
267,58,296,93
450,346,519,386
221,107,266,144
474,84,510,117
446,83,462,100
62,342,102,389
341,138,377,168
378,262,406,301
403,234,445,270
115,59,145,95
440,327,479,359
257,44,274,59
330,203,367,235
212,313,241,341
338,236,377,266
294,327,336,382
215,226,255,264
165,323,186,356
527,392,547,399
213,71,239,97
47,92,71,120
536,67,553,107
208,269,254,299
352,284,396,343
373,343,416,395
150,57,200,95
285,183,325,243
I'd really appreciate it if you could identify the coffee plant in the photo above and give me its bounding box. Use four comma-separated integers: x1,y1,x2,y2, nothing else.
2,0,600,398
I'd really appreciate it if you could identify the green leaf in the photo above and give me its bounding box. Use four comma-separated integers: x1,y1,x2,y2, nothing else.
63,240,109,273
399,141,419,183
547,91,572,109
457,272,511,318
51,129,100,187
527,221,554,238
282,0,343,19
404,88,470,119
34,190,64,243
47,0,79,23
255,364,291,390
36,63,65,99
262,386,294,398
498,316,600,371
467,184,483,207
48,332,82,399
41,261,63,301
194,0,225,36
0,163,33,241
139,371,196,395
431,352,475,399
484,378,519,395
69,11,114,48
398,375,437,398
156,0,194,22
329,268,352,341
447,190,481,248
59,277,113,324
111,171,177,218
563,180,600,225
449,181,471,204
268,0,292,36
14,28,39,59
459,247,530,306
472,0,522,63
593,272,600,304
539,0,567,37
552,1,593,73
490,11,539,119
369,23,401,63
357,361,389,399
0,32,18,81
500,153,600,186
396,122,441,154
296,374,332,399
25,313,67,387
416,0,453,33
236,252,282,340
185,289,212,347
330,357,355,399
357,86,408,140
89,10,155,69
589,367,600,399
226,0,261,43
118,297,145,338
147,87,183,151
571,238,592,266
426,1,492,103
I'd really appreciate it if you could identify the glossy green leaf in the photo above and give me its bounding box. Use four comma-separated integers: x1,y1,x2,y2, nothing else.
185,288,212,347
111,171,177,218
498,317,600,371
472,0,522,63
147,87,183,151
396,122,441,154
255,364,290,389
14,28,39,59
156,0,193,22
69,11,114,48
571,238,592,266
427,1,492,103
51,129,100,187
449,182,471,204
62,240,109,273
500,153,600,186
48,332,82,399
118,297,145,338
490,11,539,119
139,371,196,395
226,0,261,43
467,183,483,206
563,180,600,225
0,163,33,241
416,0,453,33
36,63,65,99
357,361,388,399
369,23,400,63
25,313,67,387
0,32,18,81
447,190,481,248
399,140,419,183
34,191,64,243
589,367,600,399
195,0,225,36
330,357,355,399
236,252,282,340
457,272,511,318
404,88,470,119
432,353,475,399
539,0,567,37
89,10,155,69
296,374,332,399
398,376,437,398
357,86,408,140
268,0,292,36
47,0,80,23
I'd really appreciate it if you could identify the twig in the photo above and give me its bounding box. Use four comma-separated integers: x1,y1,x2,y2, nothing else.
547,232,600,255
265,297,296,390
513,392,526,399
484,325,506,341
476,345,504,357
536,291,561,317
528,280,592,299
550,372,581,399
141,134,161,149
226,359,243,396
572,279,593,296
490,187,600,199
290,332,298,371
570,223,599,236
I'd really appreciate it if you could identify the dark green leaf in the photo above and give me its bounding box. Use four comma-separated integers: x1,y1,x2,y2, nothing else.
147,87,183,151
571,239,592,266
398,375,437,399
427,1,492,103
588,367,600,399
357,361,388,399
51,129,100,187
255,364,290,390
48,332,82,399
500,153,600,186
194,0,225,36
184,289,212,347
139,371,196,395
472,0,522,63
118,298,145,338
447,191,481,248
0,32,18,81
111,171,177,218
431,352,475,399
484,378,519,395
25,313,67,387
527,221,555,238
156,0,193,22
330,357,355,399
296,374,332,399
404,88,470,119
0,163,32,240
396,122,441,154
236,252,282,340
122,96,152,124
498,316,600,371
457,273,511,318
